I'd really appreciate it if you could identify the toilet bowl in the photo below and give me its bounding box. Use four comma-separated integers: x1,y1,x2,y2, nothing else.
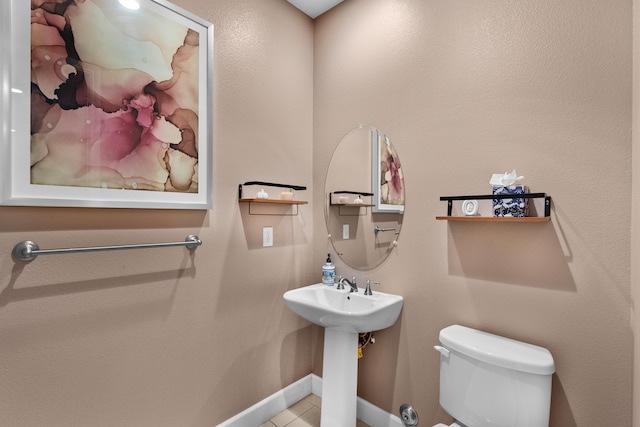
433,325,555,427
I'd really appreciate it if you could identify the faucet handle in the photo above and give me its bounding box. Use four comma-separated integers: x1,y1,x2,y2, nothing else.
364,280,380,295
336,275,344,290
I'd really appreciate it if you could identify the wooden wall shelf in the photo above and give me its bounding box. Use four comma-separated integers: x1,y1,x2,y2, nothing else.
438,193,551,222
328,191,373,207
331,203,374,207
238,181,308,215
239,199,308,205
436,216,550,222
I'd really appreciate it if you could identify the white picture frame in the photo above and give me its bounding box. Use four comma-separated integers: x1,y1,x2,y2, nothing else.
371,129,405,214
0,0,213,209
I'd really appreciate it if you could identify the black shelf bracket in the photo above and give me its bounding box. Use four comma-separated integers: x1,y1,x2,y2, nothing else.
440,193,551,217
329,191,374,208
239,181,307,199
332,190,374,196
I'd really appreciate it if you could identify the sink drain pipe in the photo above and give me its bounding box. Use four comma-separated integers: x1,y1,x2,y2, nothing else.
399,404,419,426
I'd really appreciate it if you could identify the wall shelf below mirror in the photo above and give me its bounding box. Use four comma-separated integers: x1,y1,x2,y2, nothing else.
437,193,551,222
238,198,308,205
238,181,308,215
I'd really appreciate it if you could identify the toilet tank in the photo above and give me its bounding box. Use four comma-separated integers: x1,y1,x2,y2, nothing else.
436,325,555,427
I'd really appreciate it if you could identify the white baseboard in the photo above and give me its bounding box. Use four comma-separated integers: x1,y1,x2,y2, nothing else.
215,375,312,427
216,374,404,427
356,396,404,427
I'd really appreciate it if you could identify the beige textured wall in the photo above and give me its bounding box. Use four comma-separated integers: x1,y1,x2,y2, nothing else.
633,0,640,425
2,0,635,426
0,0,314,425
313,0,632,426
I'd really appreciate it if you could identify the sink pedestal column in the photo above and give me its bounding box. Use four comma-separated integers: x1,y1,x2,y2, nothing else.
320,328,358,427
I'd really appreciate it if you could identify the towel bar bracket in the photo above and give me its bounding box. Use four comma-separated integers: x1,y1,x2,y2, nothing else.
12,240,39,261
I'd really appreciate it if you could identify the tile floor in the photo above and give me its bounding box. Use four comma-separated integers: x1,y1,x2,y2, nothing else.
259,394,371,427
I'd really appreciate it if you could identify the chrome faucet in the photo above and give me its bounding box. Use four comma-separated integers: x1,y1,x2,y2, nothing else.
364,280,380,295
337,275,358,292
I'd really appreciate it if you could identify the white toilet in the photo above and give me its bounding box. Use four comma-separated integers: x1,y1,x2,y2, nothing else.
433,325,555,427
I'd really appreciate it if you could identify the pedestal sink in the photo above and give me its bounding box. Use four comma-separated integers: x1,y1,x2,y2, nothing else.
283,283,403,427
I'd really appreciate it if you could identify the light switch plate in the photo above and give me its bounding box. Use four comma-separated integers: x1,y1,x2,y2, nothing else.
263,227,273,247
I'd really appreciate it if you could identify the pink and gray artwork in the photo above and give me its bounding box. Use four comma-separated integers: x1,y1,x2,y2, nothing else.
30,0,200,193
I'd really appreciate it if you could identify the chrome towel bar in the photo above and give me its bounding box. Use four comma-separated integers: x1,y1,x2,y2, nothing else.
12,235,202,262
374,226,398,235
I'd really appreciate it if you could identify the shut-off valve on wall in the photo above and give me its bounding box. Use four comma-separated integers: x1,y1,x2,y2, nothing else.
399,404,419,426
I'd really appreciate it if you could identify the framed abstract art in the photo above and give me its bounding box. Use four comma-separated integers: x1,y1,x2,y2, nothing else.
371,129,404,214
0,0,213,209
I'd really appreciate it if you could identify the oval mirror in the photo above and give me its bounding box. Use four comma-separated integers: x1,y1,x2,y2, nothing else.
324,126,405,270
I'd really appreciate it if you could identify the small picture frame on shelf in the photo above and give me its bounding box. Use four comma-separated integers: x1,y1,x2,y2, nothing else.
462,199,479,216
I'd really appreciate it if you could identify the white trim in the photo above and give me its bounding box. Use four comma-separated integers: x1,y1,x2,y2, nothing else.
357,396,404,427
215,374,404,427
215,375,312,427
311,373,323,396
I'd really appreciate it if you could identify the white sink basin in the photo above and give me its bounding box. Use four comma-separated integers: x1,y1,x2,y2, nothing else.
283,283,403,333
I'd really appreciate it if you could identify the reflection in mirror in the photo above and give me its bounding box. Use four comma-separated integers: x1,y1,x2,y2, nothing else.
324,126,405,270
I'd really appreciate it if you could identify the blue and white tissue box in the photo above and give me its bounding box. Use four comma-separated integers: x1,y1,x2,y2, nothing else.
492,185,530,217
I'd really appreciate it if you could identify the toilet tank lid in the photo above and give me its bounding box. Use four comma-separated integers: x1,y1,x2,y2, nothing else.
439,325,555,375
